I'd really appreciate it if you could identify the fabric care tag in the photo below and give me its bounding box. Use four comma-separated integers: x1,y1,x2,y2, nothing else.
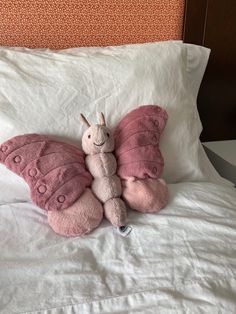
116,225,132,237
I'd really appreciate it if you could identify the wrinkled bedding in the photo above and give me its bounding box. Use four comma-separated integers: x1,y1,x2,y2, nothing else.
0,181,236,313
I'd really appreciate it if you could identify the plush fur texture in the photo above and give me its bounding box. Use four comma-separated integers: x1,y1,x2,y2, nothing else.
0,134,104,237
114,105,168,179
47,188,103,236
114,105,169,212
0,134,92,211
0,106,169,237
122,178,168,213
81,113,127,227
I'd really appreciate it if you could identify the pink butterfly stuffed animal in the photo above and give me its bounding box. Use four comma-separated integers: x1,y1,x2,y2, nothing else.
0,105,168,237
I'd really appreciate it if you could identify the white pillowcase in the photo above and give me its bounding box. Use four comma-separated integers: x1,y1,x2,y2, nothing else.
0,41,229,191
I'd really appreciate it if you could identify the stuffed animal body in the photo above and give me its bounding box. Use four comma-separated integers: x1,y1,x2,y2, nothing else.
80,113,127,227
0,105,169,237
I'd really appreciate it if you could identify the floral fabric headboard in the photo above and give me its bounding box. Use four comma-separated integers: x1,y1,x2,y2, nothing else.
0,0,185,49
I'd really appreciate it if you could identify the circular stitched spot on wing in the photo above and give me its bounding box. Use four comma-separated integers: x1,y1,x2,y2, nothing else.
14,155,22,163
1,145,8,152
152,135,158,143
57,195,65,203
152,167,157,173
38,185,47,194
153,120,159,127
28,168,37,177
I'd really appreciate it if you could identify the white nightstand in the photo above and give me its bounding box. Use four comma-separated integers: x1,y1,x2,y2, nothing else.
203,140,236,185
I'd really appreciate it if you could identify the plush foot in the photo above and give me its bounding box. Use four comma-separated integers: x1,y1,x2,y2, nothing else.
47,188,103,237
122,178,168,213
104,198,127,227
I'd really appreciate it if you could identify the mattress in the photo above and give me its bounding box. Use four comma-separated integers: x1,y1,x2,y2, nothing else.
1,179,236,313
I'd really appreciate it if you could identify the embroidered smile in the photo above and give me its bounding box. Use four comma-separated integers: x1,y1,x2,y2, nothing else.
93,141,105,147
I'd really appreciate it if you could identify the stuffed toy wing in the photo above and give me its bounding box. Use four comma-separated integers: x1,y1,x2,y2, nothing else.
114,105,169,213
0,134,103,236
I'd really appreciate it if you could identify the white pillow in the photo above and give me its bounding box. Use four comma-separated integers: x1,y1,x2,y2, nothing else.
0,41,228,189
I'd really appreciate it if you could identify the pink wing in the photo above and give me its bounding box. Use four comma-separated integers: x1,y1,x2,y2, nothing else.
0,134,92,211
114,105,168,180
114,105,169,214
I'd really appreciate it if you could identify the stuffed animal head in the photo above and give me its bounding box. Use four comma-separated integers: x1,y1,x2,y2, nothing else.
80,113,115,155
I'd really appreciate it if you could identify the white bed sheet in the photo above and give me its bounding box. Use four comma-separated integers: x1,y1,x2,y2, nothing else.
0,181,236,313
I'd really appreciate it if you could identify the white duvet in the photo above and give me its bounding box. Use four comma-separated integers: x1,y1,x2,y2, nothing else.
1,181,236,313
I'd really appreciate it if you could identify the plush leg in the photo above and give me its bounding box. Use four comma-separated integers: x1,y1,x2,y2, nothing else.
104,198,127,227
47,188,103,237
122,177,168,213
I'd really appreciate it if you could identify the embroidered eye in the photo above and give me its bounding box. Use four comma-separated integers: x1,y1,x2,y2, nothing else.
88,135,91,139
107,133,110,137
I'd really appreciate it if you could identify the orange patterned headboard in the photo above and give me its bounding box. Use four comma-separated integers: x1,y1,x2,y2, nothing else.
0,0,185,49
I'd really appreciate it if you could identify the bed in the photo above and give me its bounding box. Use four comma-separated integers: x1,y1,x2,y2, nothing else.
0,1,236,313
